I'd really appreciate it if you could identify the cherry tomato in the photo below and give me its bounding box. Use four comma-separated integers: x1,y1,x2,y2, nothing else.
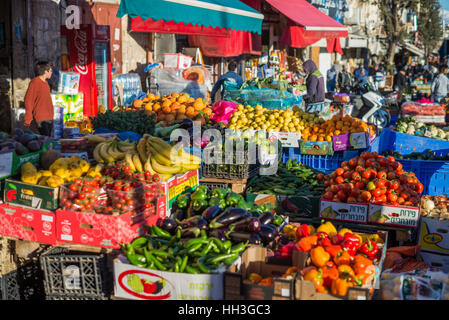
355,181,366,190
362,170,372,179
390,180,399,190
375,195,387,204
400,192,409,200
377,171,387,179
376,179,386,188
336,168,344,176
348,158,358,168
330,185,340,194
337,190,347,202
388,193,398,203
355,165,365,174
335,176,345,184
352,172,361,181
69,184,78,192
323,192,334,200
343,171,353,180
416,183,424,194
372,188,382,198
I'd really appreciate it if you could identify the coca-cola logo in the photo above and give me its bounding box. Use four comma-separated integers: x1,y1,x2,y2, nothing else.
74,30,88,75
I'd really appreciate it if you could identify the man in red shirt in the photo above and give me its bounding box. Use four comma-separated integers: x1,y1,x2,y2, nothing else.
24,61,54,136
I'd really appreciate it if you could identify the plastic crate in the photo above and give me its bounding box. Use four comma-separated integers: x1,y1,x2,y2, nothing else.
368,128,449,156
202,150,260,179
39,247,110,300
200,181,232,190
281,148,358,174
0,270,20,300
16,257,46,300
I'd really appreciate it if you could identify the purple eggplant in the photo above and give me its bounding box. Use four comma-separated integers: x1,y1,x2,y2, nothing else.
228,217,261,233
259,224,278,244
194,217,209,230
178,215,202,228
209,208,248,229
208,229,227,242
259,212,274,225
228,232,262,245
160,218,178,234
174,210,185,222
201,205,222,222
181,227,201,238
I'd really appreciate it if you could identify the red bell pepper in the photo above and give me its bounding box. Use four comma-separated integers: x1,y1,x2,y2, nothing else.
317,232,332,247
359,240,379,260
330,234,344,245
296,224,313,240
341,233,360,256
277,242,296,258
325,245,343,258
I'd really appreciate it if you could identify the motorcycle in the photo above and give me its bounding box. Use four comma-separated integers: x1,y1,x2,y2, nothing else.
348,80,391,129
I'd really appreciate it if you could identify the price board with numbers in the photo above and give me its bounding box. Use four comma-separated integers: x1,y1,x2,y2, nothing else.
368,204,420,228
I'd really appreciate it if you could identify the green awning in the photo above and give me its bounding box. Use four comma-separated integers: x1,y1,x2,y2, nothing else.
117,0,264,34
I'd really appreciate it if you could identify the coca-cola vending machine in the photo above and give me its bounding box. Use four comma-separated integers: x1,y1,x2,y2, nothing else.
61,24,113,117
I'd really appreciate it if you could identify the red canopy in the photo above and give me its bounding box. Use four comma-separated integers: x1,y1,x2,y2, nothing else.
267,0,348,50
131,17,230,37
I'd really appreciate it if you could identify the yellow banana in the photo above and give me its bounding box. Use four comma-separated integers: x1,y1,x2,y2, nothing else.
151,156,181,174
117,140,136,153
137,137,149,164
107,141,125,160
152,152,175,167
101,142,116,163
94,164,104,172
84,135,108,144
182,163,200,171
132,153,143,172
125,152,137,172
93,142,104,163
158,173,174,181
148,140,180,165
148,136,173,150
179,148,201,165
143,155,157,175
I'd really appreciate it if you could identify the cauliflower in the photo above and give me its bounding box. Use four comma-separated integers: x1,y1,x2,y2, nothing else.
438,129,446,139
416,122,425,129
430,126,438,137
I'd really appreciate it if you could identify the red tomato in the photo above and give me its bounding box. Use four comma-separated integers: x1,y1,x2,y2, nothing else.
330,185,340,194
355,166,365,174
347,196,357,203
336,168,344,176
400,192,409,200
341,161,349,168
69,184,78,192
324,180,331,186
390,180,399,190
377,171,387,179
376,180,387,188
387,172,396,180
335,176,345,184
372,188,382,198
397,197,405,205
357,159,366,168
416,183,424,194
337,190,347,202
317,174,324,181
375,195,387,204
348,158,358,168
388,193,398,203
343,171,353,180
352,172,362,181
342,183,353,193
350,188,361,198
355,181,366,190
386,156,396,163
360,152,371,159
361,191,372,202
323,192,334,200
362,170,372,179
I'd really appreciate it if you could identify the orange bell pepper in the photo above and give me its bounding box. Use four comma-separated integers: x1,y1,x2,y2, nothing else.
304,269,327,293
311,246,331,268
333,250,353,266
352,254,375,285
282,266,300,278
258,277,273,286
331,278,353,296
247,273,263,284
321,264,339,288
295,235,318,252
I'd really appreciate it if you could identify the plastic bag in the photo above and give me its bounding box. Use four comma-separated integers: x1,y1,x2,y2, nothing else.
210,101,238,126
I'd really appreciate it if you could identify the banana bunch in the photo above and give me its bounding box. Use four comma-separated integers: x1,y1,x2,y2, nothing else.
132,135,201,181
93,138,136,164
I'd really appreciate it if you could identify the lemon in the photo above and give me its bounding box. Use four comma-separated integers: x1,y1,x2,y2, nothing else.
238,104,244,111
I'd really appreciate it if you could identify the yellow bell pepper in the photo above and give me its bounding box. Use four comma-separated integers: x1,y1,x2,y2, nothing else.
338,228,353,237
317,221,337,237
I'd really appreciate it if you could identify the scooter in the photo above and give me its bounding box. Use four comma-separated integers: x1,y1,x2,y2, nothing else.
349,80,391,129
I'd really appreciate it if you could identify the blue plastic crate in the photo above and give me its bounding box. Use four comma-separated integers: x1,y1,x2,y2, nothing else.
282,148,357,174
389,114,398,127
368,128,449,156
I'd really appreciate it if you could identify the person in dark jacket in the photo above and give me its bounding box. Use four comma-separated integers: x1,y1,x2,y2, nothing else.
303,60,325,104
394,68,408,94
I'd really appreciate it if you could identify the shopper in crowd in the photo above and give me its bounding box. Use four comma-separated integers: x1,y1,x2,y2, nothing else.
337,65,352,92
431,67,449,103
210,60,243,103
326,65,339,93
356,68,369,91
24,61,54,137
303,59,325,112
354,63,368,81
394,68,408,94
375,65,386,91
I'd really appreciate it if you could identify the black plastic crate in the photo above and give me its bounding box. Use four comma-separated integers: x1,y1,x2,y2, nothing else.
202,150,260,179
16,258,45,300
0,270,20,300
39,247,110,300
199,181,232,190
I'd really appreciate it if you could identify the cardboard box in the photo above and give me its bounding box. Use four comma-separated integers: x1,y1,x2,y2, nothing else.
418,217,449,255
4,179,60,211
224,246,306,300
0,203,57,245
163,54,192,69
299,140,333,156
51,93,84,122
57,72,81,95
320,200,368,224
268,132,301,148
163,170,199,216
56,196,166,249
368,203,420,228
113,254,223,300
419,251,449,272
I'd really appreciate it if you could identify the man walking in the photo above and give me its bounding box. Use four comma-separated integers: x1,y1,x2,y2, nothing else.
431,67,449,103
24,62,54,136
210,60,243,103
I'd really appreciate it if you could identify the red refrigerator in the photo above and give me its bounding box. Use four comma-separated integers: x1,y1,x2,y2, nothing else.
61,24,113,117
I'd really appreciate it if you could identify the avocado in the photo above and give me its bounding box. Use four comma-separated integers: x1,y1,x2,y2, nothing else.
18,133,37,146
27,140,41,152
14,128,24,137
15,142,29,155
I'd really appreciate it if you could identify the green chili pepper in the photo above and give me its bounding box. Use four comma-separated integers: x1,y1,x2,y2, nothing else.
131,237,147,249
186,238,209,248
152,225,171,239
151,250,170,258
197,257,212,274
187,242,203,254
185,265,200,274
146,252,167,271
211,238,224,252
200,240,214,256
127,254,147,267
174,257,181,273
200,229,208,239
208,253,239,265
223,240,232,251
180,256,188,273
230,241,248,254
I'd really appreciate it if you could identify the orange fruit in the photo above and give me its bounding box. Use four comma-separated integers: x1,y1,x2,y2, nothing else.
171,93,180,98
178,105,187,114
144,103,153,111
203,107,212,116
186,106,195,114
177,95,188,104
162,100,171,108
133,100,143,108
187,97,195,104
193,100,205,111
171,102,181,111
162,106,172,114
153,103,161,112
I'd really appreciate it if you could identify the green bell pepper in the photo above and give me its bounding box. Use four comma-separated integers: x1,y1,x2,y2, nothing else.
176,192,191,210
225,192,242,207
211,188,228,199
208,197,226,209
191,188,208,201
273,214,284,227
192,198,209,212
237,199,253,211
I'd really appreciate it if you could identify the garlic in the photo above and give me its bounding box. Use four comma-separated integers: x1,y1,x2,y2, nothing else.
423,199,435,211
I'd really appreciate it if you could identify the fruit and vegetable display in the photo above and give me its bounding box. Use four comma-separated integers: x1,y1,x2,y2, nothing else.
133,92,213,123
244,268,300,287
245,159,326,196
401,101,446,117
0,128,51,154
395,117,449,141
121,224,248,274
382,149,449,161
90,110,157,136
281,221,385,296
320,152,423,206
420,195,449,220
